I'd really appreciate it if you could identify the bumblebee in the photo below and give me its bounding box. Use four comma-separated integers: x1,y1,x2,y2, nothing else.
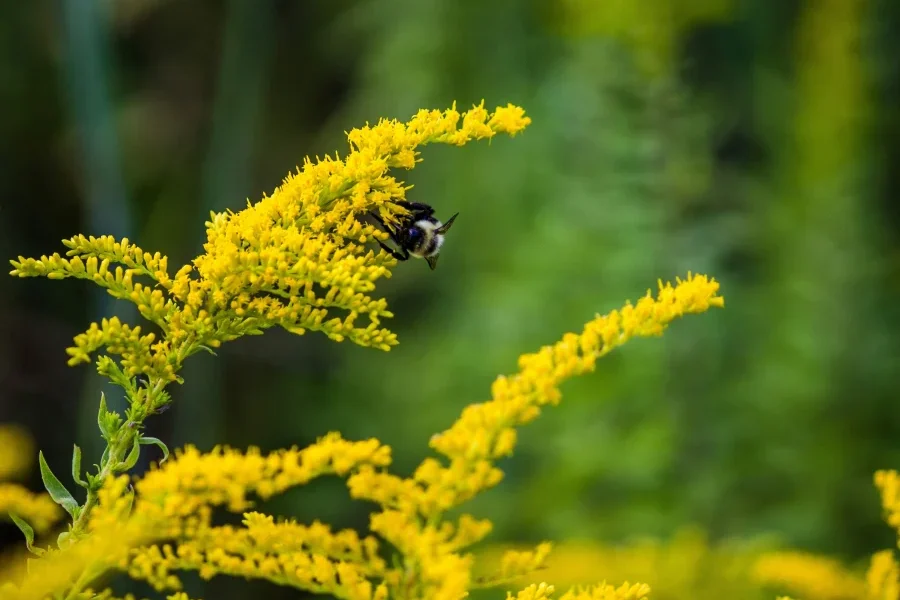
370,200,459,270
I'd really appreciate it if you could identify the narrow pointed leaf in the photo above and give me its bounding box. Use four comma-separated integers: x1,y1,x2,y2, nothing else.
139,436,170,464
98,392,111,439
57,531,72,549
38,451,79,518
9,513,37,555
120,435,141,471
71,444,88,489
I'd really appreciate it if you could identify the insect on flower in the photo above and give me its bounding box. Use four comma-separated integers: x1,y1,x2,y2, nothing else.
370,200,459,270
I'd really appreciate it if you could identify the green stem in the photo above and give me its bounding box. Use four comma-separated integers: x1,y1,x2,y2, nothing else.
70,422,137,536
70,375,170,536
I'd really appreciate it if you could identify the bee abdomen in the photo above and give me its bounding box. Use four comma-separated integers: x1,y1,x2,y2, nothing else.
421,234,444,257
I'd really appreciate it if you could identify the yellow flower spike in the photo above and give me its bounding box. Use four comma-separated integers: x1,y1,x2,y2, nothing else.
5,99,734,600
9,101,529,428
752,550,866,600
419,273,723,516
0,425,35,481
476,543,555,589
509,582,556,600
557,582,652,600
877,470,900,535
867,550,900,600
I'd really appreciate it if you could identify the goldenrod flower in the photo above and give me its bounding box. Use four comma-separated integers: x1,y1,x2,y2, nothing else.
345,273,723,599
476,527,764,598
81,435,389,597
876,471,900,537
6,98,733,600
475,543,554,588
510,582,558,600
508,581,651,600
9,102,530,366
0,425,35,481
752,550,866,600
867,550,900,600
558,582,651,600
393,273,724,518
5,102,531,550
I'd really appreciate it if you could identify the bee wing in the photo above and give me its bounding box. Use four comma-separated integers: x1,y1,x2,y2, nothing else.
436,213,459,234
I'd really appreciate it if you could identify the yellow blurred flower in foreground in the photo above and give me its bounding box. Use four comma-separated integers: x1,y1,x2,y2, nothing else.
0,425,62,535
753,551,866,600
0,425,34,481
867,550,900,600
0,274,724,600
478,528,763,600
508,581,651,600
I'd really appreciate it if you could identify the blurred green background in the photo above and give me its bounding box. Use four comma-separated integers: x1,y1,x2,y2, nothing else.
2,0,900,598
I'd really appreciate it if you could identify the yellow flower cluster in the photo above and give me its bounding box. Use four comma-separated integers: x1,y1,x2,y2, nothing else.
4,102,532,552
876,471,900,536
867,550,900,600
0,425,35,480
508,581,651,600
478,528,765,600
36,590,197,600
1,475,146,600
871,470,900,600
342,274,724,599
748,471,900,600
9,102,530,380
0,273,720,600
416,273,724,513
481,526,900,600
752,551,866,600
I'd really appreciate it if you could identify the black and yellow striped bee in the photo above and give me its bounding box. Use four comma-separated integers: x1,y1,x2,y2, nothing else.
370,201,459,270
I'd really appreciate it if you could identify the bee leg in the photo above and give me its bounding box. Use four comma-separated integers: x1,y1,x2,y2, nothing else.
369,212,403,248
369,211,408,256
376,239,409,261
369,211,398,242
368,210,390,230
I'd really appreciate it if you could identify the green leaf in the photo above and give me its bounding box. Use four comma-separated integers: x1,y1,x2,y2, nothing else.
71,444,88,489
86,472,102,493
198,344,218,356
99,446,110,470
120,435,141,471
57,531,73,549
8,513,43,556
96,357,134,392
98,393,111,439
139,436,170,464
38,451,79,518
97,393,121,440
